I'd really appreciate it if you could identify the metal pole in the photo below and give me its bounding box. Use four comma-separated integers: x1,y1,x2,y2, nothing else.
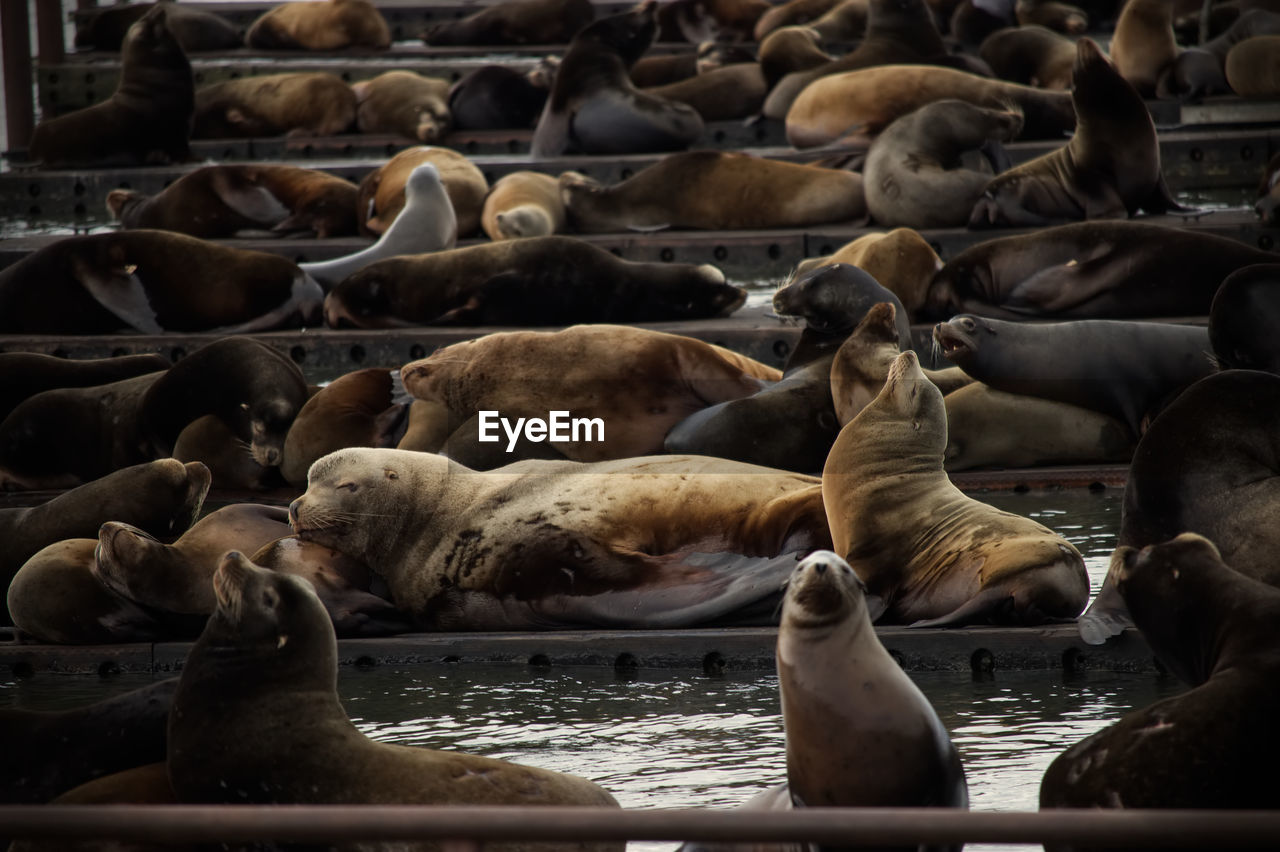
35,0,65,65
0,0,35,153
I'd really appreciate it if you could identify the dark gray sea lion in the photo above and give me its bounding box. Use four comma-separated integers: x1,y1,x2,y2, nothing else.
1210,264,1280,373
0,352,169,422
772,263,913,368
530,2,705,156
932,314,1215,438
1045,534,1280,820
75,1,241,52
0,230,322,335
166,548,624,824
422,0,594,45
193,72,356,138
323,235,743,328
925,221,1278,320
244,0,391,49
28,4,192,167
640,63,768,121
447,61,556,130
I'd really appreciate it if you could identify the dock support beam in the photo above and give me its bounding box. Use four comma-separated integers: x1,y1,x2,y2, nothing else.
1,1,34,154
36,0,66,66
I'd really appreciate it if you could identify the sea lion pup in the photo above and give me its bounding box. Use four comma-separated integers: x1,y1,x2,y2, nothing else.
448,61,557,130
560,151,866,232
781,550,969,810
482,171,566,240
932,314,1215,439
351,70,452,142
324,236,744,328
0,459,209,622
282,368,406,486
969,39,1199,227
0,230,322,335
107,164,359,239
762,0,950,120
290,449,829,629
0,352,170,421
1077,370,1280,646
169,550,624,828
785,64,1075,148
0,679,177,804
28,4,192,168
822,350,1089,626
1014,0,1087,31
863,99,1024,229
76,0,241,52
978,25,1076,89
792,228,943,317
356,146,488,238
924,221,1278,321
1043,534,1280,818
192,72,357,138
530,2,705,157
1212,264,1280,373
1226,34,1280,95
758,26,833,87
244,0,391,49
422,0,594,44
641,63,769,121
301,163,456,290
401,325,779,464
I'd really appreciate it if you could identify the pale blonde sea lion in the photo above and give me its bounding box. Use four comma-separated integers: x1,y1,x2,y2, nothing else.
481,171,567,240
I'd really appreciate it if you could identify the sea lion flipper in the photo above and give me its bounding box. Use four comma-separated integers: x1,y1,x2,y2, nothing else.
1004,259,1119,313
1141,172,1209,217
74,260,164,334
1076,571,1134,645
211,170,290,225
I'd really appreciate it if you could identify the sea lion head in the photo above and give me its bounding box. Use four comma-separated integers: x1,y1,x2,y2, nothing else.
1069,37,1130,118
859,350,948,456
830,302,903,425
577,1,658,65
773,264,899,337
926,255,991,319
495,206,555,239
93,522,168,604
324,261,403,328
931,314,987,366
648,265,745,320
781,549,868,630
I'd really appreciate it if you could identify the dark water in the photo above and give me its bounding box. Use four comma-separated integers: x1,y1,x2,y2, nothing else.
0,491,1177,851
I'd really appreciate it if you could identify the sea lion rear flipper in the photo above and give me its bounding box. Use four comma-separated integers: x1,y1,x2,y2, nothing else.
1003,256,1123,314
74,257,164,334
211,170,290,226
1141,173,1210,217
1076,572,1134,646
864,593,888,622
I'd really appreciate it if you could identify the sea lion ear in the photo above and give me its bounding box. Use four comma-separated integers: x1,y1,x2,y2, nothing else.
226,107,248,126
384,468,399,480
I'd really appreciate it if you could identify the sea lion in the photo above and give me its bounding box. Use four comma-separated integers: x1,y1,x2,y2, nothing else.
1110,0,1182,96
792,228,943,317
978,25,1076,89
447,61,557,130
401,324,779,464
173,415,280,491
785,63,1075,148
758,26,833,86
1077,370,1280,645
0,679,177,803
762,0,950,120
244,0,391,49
863,99,1023,229
0,352,170,421
290,449,830,628
300,163,456,290
530,2,705,157
949,0,1011,47
640,62,768,121
754,0,843,39
28,4,192,168
932,314,1215,438
422,0,594,44
629,42,755,87
969,38,1197,227
350,70,452,142
772,264,913,367
807,0,874,38
656,0,771,41
355,145,488,237
943,383,1135,472
192,72,357,138
823,349,1089,625
107,164,359,239
282,368,405,486
1044,534,1280,817
0,459,209,622
1226,34,1280,96
168,549,624,827
560,151,866,232
75,1,241,52
1014,0,1088,32
1210,263,1280,373
481,171,566,240
323,235,743,328
925,221,1278,320
779,550,968,813
0,230,322,335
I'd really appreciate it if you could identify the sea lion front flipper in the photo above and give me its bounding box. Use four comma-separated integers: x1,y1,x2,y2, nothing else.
73,257,164,334
1076,569,1134,646
1140,172,1209,217
1003,255,1125,314
210,169,290,226
530,99,573,158
570,90,704,154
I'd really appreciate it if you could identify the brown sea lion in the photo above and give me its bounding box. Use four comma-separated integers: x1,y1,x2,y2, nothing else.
422,0,594,44
193,72,357,138
323,235,743,328
0,230,322,335
785,63,1075,147
481,171,567,240
807,0,874,38
401,324,779,464
657,0,772,41
758,25,833,86
641,63,768,121
290,450,830,628
949,0,1012,47
978,24,1076,89
281,368,404,487
754,0,843,39
822,349,1089,625
350,70,452,143
1014,0,1087,32
75,0,241,52
560,151,866,232
173,415,279,491
355,145,488,237
969,38,1198,227
107,164,359,238
792,228,943,316
864,99,1024,229
1109,0,1181,96
531,2,705,157
630,41,756,87
1226,34,1280,96
0,352,170,422
244,0,391,49
28,4,192,168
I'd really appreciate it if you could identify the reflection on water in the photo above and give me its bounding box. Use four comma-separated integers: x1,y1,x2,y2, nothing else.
0,490,1163,851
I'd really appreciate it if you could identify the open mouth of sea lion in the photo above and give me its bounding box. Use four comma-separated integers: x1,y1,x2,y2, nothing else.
931,320,976,360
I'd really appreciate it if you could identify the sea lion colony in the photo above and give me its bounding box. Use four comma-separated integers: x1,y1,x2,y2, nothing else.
3,0,1280,840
